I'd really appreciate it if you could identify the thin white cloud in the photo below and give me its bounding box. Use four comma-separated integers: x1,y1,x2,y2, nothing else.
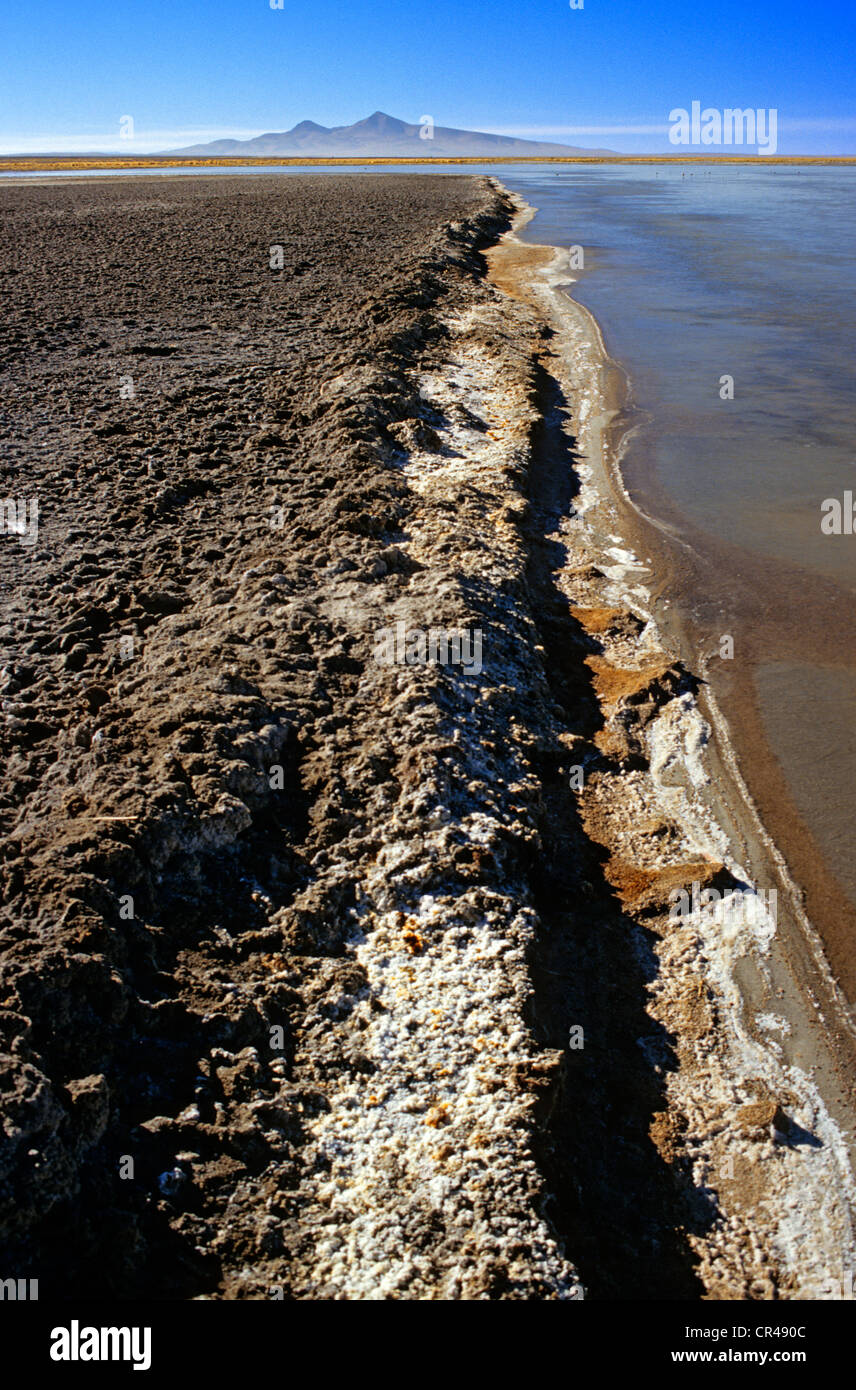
0,128,270,155
485,118,856,139
779,117,856,130
481,124,670,136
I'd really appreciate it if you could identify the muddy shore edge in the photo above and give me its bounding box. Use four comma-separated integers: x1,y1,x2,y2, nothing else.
0,173,853,1299
486,184,856,1297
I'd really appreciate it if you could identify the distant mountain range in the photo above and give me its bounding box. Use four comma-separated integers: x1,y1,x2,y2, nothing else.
167,111,616,158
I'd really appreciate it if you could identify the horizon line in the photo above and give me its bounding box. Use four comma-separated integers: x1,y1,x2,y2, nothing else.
3,154,855,172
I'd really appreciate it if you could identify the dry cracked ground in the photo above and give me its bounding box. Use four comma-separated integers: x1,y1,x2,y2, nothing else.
0,174,733,1300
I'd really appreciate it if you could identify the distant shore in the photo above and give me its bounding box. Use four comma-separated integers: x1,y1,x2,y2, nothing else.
2,153,855,174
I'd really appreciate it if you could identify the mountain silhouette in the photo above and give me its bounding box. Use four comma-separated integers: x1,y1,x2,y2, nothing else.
168,111,615,157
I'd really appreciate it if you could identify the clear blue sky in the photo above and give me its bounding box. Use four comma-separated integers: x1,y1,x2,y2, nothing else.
2,0,854,154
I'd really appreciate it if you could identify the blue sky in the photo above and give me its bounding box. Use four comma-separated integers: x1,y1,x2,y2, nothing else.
2,0,854,155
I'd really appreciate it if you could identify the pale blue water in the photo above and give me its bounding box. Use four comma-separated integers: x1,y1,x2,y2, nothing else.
502,164,856,587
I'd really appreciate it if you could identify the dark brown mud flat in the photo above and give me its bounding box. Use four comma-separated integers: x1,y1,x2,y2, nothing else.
1,174,568,1299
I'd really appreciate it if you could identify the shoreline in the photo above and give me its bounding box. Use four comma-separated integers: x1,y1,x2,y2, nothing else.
3,156,856,176
485,181,856,1294
527,208,856,1096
